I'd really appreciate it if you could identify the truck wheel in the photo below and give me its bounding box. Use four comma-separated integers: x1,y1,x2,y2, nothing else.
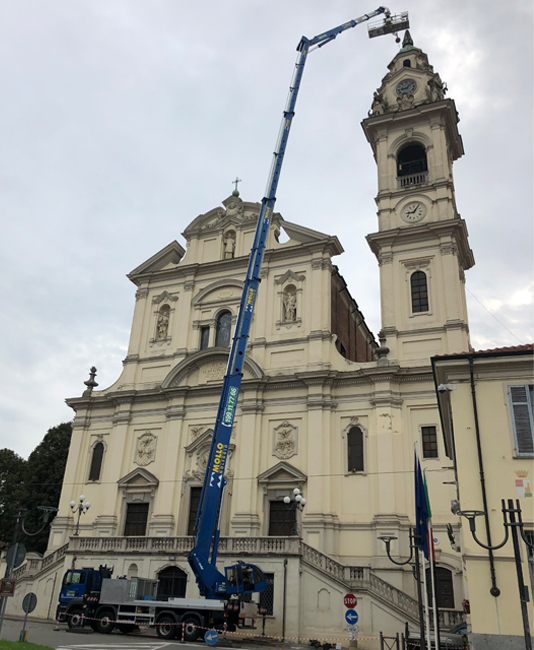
67,608,84,630
95,608,115,634
182,616,200,642
156,614,177,640
118,623,137,634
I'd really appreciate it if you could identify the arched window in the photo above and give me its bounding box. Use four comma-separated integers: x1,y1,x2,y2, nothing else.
127,563,138,579
403,59,412,67
397,144,428,177
157,566,187,601
426,567,454,608
88,442,104,481
215,311,232,347
411,271,429,313
347,427,364,472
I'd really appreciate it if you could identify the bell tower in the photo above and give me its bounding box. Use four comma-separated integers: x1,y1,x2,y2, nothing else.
363,32,474,361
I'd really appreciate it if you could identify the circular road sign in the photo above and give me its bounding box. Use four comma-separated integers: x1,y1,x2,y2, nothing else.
344,593,357,608
22,592,37,614
205,629,219,646
345,609,359,625
6,543,26,570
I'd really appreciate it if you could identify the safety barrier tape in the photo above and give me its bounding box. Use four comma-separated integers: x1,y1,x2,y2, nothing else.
63,611,470,647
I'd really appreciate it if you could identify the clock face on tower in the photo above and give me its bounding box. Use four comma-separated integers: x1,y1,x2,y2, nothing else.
400,201,427,223
396,78,417,95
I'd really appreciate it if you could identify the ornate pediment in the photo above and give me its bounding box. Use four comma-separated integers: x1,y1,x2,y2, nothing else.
275,269,306,285
152,290,179,305
258,461,307,485
117,467,159,488
183,427,235,483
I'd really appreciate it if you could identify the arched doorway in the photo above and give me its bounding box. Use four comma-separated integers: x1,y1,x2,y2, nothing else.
157,566,187,601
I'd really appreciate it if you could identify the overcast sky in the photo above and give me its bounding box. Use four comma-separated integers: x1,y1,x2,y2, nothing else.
0,1,532,458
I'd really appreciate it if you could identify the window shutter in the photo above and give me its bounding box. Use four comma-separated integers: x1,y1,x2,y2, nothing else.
509,385,534,456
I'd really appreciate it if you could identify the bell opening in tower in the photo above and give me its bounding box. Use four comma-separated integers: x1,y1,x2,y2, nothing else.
397,144,428,177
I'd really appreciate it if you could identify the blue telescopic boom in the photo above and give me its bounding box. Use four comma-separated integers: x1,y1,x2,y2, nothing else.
188,6,404,600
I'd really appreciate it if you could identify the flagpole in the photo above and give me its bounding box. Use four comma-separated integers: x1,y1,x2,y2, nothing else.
425,468,440,650
421,549,432,650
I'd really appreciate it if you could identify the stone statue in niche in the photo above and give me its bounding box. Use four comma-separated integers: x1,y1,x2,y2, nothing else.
156,305,170,339
223,232,236,259
283,288,297,322
274,421,297,460
135,433,157,466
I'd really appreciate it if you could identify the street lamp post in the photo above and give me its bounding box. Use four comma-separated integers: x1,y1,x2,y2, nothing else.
283,488,306,537
70,495,91,536
459,499,534,650
379,528,427,650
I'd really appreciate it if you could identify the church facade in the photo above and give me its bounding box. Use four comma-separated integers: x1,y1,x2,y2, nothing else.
8,35,476,643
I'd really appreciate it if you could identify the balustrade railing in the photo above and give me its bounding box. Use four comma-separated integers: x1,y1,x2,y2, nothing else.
398,171,428,188
68,535,301,555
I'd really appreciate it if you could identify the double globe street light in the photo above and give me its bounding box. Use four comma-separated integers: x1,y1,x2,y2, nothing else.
70,495,91,537
283,488,306,537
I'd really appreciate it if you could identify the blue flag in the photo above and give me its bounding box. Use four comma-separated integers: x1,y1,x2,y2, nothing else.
415,450,430,559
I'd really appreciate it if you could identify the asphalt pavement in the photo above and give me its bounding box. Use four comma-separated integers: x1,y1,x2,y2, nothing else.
0,617,309,650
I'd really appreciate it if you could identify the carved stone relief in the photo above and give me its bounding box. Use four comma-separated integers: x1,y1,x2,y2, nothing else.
135,288,149,301
200,362,227,383
273,421,298,460
190,425,205,441
135,432,157,467
397,93,415,111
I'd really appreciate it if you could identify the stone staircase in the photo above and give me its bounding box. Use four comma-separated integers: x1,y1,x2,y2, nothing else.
300,541,465,630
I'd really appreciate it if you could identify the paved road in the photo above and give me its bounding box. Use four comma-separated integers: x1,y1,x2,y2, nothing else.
0,618,222,650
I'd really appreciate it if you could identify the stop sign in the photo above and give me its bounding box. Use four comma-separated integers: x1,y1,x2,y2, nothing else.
344,593,357,608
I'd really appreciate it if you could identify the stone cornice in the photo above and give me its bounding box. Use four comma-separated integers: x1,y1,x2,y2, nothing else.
128,236,343,289
366,217,474,270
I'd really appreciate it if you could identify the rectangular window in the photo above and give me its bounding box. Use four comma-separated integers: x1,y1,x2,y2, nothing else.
347,426,364,472
259,573,275,615
188,487,221,536
200,326,210,350
422,426,438,459
268,501,296,536
188,487,202,536
124,503,149,536
509,385,534,456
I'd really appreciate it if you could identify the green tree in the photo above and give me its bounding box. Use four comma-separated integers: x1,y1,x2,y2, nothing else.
0,449,27,549
21,422,73,554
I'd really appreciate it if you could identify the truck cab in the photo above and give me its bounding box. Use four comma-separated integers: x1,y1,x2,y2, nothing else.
56,565,113,623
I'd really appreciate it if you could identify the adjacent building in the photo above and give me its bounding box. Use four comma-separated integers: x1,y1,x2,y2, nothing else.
433,344,534,650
